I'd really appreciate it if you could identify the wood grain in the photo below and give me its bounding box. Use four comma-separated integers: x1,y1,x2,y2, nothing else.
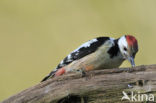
1,64,156,103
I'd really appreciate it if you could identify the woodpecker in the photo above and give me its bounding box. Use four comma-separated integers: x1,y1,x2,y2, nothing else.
41,35,138,82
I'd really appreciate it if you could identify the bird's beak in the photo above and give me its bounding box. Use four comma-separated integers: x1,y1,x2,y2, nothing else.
127,57,135,67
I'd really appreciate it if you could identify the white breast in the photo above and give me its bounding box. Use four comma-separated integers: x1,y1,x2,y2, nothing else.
93,40,124,69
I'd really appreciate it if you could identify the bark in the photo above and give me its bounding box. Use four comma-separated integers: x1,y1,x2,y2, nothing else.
1,64,156,103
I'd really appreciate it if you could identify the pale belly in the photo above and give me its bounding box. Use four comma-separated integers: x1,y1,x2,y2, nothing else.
65,41,125,72
91,52,124,69
98,57,124,69
65,50,124,72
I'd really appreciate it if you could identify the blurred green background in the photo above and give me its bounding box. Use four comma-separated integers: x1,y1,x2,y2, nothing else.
0,0,156,101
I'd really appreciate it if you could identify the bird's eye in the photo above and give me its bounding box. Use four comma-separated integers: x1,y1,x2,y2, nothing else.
124,47,127,51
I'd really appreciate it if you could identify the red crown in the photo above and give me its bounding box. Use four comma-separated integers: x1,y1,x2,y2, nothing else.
126,35,138,49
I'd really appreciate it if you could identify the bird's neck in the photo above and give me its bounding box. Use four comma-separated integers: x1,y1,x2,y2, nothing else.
107,39,120,58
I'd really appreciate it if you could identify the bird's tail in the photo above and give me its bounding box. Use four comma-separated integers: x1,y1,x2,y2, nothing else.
41,71,56,82
41,67,66,82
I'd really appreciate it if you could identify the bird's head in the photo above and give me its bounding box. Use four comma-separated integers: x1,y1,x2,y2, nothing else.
118,35,138,67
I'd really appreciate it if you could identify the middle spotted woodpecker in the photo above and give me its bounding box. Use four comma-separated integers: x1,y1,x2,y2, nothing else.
42,35,138,82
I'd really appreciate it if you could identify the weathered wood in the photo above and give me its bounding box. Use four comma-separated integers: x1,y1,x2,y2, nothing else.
1,64,156,103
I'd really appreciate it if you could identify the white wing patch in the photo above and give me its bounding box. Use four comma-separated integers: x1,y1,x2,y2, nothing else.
64,39,98,63
72,39,98,53
66,54,72,62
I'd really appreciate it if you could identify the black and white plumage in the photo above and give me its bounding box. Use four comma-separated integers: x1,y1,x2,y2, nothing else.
56,37,110,70
42,37,110,81
42,35,138,82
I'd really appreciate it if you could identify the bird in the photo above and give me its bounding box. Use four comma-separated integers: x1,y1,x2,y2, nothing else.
41,35,138,82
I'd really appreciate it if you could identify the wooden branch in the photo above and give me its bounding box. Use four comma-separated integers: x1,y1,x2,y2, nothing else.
1,64,156,103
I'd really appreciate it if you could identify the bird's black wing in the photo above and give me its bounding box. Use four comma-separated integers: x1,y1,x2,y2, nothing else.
41,37,110,82
56,37,110,69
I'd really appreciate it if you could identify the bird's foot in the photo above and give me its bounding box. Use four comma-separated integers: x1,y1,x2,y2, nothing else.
76,69,86,77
